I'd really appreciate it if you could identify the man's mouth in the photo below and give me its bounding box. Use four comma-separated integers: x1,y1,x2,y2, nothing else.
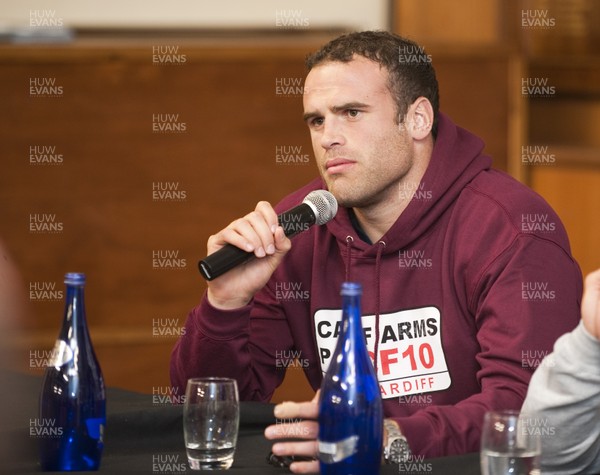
325,158,356,174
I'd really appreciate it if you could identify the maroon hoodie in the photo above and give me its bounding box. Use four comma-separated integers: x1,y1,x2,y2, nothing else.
171,113,581,457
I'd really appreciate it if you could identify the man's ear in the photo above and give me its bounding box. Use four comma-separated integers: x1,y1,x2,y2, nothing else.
402,97,434,140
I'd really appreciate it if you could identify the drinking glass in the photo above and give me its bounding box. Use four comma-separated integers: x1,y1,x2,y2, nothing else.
480,410,541,475
183,378,239,470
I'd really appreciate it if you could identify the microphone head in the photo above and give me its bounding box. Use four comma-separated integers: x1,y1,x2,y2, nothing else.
303,190,338,225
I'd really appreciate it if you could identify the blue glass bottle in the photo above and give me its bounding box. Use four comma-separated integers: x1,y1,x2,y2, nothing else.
318,282,383,475
39,273,106,471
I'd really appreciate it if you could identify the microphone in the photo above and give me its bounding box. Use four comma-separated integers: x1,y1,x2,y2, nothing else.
198,190,338,281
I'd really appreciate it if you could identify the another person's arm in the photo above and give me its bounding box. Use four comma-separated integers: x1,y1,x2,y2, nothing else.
521,269,600,475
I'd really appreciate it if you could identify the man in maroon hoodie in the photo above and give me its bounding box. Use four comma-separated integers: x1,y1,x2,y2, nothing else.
170,31,581,472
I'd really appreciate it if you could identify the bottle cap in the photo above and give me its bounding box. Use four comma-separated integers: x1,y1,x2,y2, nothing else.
64,272,86,285
341,282,362,296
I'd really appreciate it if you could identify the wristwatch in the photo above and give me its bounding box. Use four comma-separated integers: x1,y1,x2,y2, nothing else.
383,419,412,464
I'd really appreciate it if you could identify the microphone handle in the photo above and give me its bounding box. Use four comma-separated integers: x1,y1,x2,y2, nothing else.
198,243,253,281
198,203,317,281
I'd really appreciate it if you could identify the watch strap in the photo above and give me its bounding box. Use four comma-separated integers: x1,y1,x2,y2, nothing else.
383,419,412,464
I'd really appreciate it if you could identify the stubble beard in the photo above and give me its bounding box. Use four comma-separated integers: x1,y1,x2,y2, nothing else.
320,127,413,210
325,173,405,211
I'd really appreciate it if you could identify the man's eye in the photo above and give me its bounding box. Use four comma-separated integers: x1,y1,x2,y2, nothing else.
310,117,324,127
347,110,360,118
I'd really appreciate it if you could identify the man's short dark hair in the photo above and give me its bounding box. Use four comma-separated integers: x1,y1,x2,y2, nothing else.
306,31,439,138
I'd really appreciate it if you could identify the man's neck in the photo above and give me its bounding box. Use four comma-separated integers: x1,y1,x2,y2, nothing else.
352,194,409,244
352,140,433,243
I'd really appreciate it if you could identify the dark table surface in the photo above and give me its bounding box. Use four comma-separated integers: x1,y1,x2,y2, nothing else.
1,371,480,474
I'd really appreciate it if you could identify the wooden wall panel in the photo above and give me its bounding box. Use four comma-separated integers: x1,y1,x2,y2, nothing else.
530,164,600,277
394,0,506,47
527,89,600,278
431,49,523,175
0,37,325,402
393,0,524,179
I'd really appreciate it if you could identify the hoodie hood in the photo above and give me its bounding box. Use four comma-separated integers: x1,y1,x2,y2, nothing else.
325,112,492,256
271,113,494,377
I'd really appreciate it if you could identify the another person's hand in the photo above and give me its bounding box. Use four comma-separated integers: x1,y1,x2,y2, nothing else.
581,269,600,339
206,201,291,310
265,391,320,474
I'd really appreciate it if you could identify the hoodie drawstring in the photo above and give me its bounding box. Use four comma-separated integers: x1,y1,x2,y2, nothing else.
344,236,386,375
345,236,354,282
373,240,386,375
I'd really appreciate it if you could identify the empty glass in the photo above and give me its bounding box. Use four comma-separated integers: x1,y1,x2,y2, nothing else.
183,378,239,470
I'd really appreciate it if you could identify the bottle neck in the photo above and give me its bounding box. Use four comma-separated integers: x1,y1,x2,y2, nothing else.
60,284,88,338
341,292,362,336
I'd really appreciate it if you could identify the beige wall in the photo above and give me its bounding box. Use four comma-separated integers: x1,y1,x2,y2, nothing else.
1,0,389,30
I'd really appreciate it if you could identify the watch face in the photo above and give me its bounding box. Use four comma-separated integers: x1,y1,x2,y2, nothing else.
389,438,409,464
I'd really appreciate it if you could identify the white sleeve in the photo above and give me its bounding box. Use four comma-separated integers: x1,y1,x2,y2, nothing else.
521,321,600,475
